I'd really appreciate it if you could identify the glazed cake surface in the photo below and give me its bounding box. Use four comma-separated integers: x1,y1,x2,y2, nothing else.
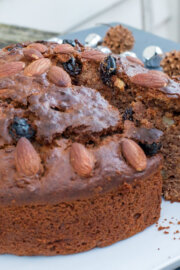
0,41,165,255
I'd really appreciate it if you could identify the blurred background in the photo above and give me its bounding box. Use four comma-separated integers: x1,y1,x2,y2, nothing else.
0,0,179,42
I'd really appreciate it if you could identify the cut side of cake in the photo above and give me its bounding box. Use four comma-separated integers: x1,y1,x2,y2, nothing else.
44,43,179,202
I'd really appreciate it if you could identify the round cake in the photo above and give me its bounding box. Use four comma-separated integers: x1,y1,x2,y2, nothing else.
0,41,163,255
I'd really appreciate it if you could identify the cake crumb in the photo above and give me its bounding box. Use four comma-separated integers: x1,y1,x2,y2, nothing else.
174,230,179,234
164,231,169,234
178,221,180,225
169,221,174,224
158,226,170,231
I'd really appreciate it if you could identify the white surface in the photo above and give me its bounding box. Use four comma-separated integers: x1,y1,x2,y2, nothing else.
1,199,180,270
75,0,142,32
0,0,123,32
0,0,179,41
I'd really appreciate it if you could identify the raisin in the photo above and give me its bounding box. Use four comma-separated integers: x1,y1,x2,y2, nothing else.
123,107,134,122
63,57,82,76
100,56,116,86
9,117,35,141
62,39,76,47
7,43,23,52
35,40,48,45
139,142,162,156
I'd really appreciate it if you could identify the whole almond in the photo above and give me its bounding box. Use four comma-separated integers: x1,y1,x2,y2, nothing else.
126,55,144,67
23,48,43,60
0,61,25,78
121,138,147,171
27,43,48,53
130,72,168,88
148,70,169,80
54,44,75,54
70,143,95,177
24,58,51,76
15,137,41,176
81,50,106,61
48,66,71,87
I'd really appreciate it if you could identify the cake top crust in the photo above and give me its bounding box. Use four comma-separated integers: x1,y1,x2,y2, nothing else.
0,135,162,205
0,41,164,205
118,56,180,99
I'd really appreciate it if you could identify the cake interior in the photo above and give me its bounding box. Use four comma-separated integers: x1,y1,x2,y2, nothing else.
64,55,180,202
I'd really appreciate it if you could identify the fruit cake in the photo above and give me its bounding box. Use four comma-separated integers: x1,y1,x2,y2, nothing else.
44,41,179,202
0,41,163,255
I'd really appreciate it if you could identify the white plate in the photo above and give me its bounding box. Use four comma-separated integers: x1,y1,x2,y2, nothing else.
1,199,180,270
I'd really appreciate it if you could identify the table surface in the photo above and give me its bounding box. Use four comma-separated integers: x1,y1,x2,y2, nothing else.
59,23,180,59
0,22,180,54
0,23,59,48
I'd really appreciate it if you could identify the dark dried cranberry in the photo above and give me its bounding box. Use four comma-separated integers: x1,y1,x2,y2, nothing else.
9,117,35,141
7,43,23,51
139,142,162,156
63,57,82,76
62,39,76,47
100,56,116,86
35,40,48,45
123,107,134,122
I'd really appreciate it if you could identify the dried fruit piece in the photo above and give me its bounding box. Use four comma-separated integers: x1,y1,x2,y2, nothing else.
139,142,161,156
126,56,144,67
0,61,25,78
4,43,24,52
27,43,48,53
48,66,71,87
24,58,51,76
130,72,168,88
81,50,106,61
54,44,75,54
23,48,43,60
114,78,125,91
62,39,76,47
15,137,41,176
63,57,82,76
100,56,116,86
9,117,35,141
70,143,95,177
121,138,147,171
122,108,134,122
